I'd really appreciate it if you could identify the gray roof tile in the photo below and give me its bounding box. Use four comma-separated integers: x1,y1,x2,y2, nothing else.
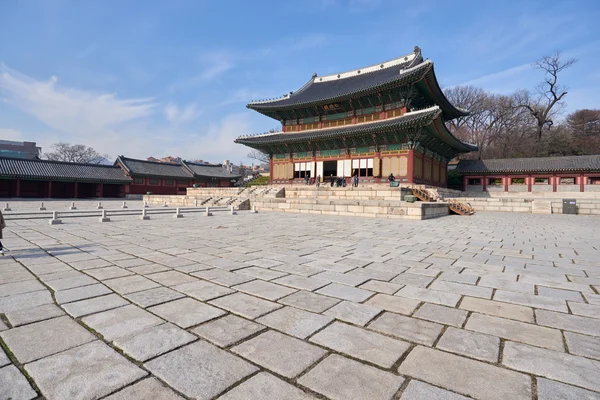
0,157,131,184
117,157,193,178
457,155,600,173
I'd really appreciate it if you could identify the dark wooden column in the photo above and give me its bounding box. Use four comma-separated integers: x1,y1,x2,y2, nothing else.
48,179,53,198
407,149,414,183
16,178,21,197
74,182,79,198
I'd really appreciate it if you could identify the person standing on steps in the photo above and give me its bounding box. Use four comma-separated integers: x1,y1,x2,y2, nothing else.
353,170,359,187
0,209,6,255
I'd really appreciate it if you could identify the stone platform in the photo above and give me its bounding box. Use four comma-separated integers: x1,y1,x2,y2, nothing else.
1,208,600,399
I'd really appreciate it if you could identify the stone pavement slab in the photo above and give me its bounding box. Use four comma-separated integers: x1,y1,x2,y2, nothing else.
55,283,112,304
395,285,461,307
4,303,65,326
278,290,340,313
233,279,297,301
323,300,382,326
400,380,470,400
565,331,600,361
124,286,185,307
310,321,410,368
209,292,282,319
113,322,196,361
0,315,96,363
272,274,329,291
493,290,568,312
459,296,534,322
502,341,600,392
148,297,225,328
568,301,600,319
365,293,421,315
82,304,163,340
104,377,185,400
436,326,500,363
62,293,129,317
85,266,134,280
218,372,316,400
25,340,147,400
465,313,564,351
0,279,45,296
536,377,600,400
0,290,53,313
369,312,444,346
145,340,257,400
298,354,404,400
193,268,254,287
316,283,373,302
0,347,9,367
536,309,600,336
172,279,234,301
104,275,161,294
232,330,326,378
413,303,468,327
0,364,37,400
398,346,531,400
192,314,265,347
147,270,198,286
256,306,333,339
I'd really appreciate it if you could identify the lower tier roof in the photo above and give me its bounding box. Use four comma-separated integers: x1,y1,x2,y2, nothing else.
236,106,477,160
457,155,600,174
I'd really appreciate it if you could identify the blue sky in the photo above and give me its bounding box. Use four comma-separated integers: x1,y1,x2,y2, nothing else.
1,0,599,164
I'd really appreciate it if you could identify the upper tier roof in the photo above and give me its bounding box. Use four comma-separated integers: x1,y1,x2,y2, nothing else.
0,156,131,184
456,155,600,174
246,47,467,120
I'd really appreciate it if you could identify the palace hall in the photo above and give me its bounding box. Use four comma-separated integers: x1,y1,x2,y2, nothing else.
236,46,477,186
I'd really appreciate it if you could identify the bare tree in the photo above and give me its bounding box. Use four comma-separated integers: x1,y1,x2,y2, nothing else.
45,143,109,164
247,149,270,164
518,52,577,143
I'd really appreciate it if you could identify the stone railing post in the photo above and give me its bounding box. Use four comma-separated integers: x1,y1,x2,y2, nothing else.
49,211,62,225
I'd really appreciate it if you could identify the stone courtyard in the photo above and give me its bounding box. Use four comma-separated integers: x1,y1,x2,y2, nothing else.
1,203,600,400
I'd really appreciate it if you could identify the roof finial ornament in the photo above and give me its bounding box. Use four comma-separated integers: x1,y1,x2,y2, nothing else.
414,45,421,55
312,72,317,79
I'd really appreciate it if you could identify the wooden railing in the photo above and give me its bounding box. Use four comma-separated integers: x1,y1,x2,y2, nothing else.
411,187,437,202
448,199,475,216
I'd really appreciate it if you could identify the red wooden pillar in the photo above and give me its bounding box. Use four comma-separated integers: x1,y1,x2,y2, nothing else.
580,174,585,192
463,176,469,191
504,176,509,192
552,176,557,192
16,178,21,197
421,154,425,184
482,176,487,192
407,149,415,183
527,176,532,192
430,157,434,185
98,183,104,197
48,179,52,198
74,182,79,198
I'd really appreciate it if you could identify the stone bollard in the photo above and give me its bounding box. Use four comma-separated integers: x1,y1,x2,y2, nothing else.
99,209,110,222
143,201,148,208
251,205,258,213
122,201,128,209
49,211,62,225
194,199,198,207
229,205,236,215
3,203,11,212
174,207,183,218
163,201,168,207
69,201,76,210
97,202,103,210
204,206,212,217
140,208,150,220
39,202,46,211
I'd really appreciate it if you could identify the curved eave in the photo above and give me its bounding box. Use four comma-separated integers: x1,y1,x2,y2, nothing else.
246,61,431,113
460,168,599,174
430,118,478,154
421,64,470,120
236,108,440,148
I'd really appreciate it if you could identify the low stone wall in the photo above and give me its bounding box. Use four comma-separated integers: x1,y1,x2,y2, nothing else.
251,198,449,220
447,197,600,215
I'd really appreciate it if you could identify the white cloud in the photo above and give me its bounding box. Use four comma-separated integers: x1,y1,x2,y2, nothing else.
164,102,202,124
0,64,156,136
0,64,254,163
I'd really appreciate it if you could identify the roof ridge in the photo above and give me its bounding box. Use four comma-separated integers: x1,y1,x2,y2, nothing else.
0,156,119,168
120,156,183,166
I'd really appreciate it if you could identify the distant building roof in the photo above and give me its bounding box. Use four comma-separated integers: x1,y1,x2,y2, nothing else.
116,156,193,178
182,161,241,179
0,157,131,184
456,155,600,174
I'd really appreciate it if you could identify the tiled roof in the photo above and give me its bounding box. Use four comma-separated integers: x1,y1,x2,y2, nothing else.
116,156,193,178
247,52,426,110
0,157,131,184
182,161,241,179
237,107,440,145
456,155,600,173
